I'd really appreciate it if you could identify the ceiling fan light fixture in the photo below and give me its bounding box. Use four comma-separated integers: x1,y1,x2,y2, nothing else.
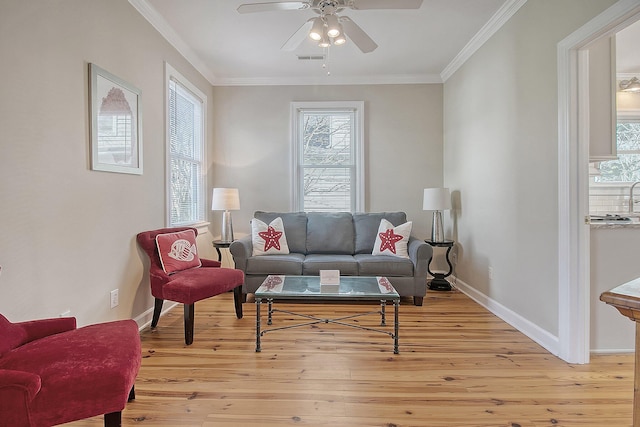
309,17,324,41
318,36,331,48
620,77,640,93
333,32,346,45
325,14,341,37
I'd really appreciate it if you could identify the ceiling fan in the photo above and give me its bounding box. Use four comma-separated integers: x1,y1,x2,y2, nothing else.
237,0,424,53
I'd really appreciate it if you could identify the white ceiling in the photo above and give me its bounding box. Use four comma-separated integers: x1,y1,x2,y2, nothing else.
135,0,512,85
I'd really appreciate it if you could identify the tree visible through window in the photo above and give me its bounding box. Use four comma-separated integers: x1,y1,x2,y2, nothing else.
596,120,640,182
292,102,364,212
166,64,206,226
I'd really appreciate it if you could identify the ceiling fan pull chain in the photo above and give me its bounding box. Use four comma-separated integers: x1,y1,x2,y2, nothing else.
323,46,331,76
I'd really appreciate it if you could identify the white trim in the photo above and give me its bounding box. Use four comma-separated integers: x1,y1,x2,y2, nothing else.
454,278,560,356
440,0,528,82
133,301,179,330
165,62,208,227
129,0,217,85
214,73,442,86
591,348,635,354
557,0,640,364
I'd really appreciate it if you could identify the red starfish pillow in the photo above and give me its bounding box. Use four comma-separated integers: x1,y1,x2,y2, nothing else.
251,217,290,256
372,219,412,258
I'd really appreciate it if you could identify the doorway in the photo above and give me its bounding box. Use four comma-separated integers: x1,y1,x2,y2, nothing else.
559,0,640,363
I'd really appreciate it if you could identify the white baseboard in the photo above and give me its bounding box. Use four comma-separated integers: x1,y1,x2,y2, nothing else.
133,301,179,331
452,277,560,357
591,348,634,355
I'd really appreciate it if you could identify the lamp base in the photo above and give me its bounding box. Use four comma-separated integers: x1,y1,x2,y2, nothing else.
431,211,444,243
220,210,234,243
428,275,452,291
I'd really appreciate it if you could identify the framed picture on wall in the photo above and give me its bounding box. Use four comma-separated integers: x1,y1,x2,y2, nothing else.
89,63,143,174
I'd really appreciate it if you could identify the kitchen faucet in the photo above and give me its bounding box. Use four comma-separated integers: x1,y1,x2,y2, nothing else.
629,181,640,213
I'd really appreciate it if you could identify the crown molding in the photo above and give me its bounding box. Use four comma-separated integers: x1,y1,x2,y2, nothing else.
440,0,528,82
128,0,217,85
212,73,442,86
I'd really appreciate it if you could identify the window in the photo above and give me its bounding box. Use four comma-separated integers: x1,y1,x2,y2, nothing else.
596,118,640,182
291,102,364,212
166,63,207,226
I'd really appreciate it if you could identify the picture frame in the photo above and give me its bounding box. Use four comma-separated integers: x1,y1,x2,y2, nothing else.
89,63,142,174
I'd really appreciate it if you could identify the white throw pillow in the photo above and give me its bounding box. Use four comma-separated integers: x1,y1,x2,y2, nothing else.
251,217,290,256
372,219,412,259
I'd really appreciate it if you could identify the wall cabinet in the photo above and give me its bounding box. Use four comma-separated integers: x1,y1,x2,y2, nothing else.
588,35,617,162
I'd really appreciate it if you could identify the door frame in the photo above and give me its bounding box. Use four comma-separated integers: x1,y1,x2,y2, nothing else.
558,0,640,363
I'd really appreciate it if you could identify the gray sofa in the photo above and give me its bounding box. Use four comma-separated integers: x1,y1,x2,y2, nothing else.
229,211,432,306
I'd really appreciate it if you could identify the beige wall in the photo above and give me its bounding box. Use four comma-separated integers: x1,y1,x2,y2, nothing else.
210,84,444,240
0,0,214,325
443,0,616,339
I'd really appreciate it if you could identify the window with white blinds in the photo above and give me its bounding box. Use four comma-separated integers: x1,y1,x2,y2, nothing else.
291,101,364,212
166,63,207,226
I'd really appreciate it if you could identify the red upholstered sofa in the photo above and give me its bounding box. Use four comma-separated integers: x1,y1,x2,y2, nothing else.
0,314,141,427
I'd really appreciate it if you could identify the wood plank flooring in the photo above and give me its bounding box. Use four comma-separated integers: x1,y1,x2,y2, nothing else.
65,289,635,427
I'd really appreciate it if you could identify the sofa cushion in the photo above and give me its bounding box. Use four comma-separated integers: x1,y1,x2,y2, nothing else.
155,229,201,274
372,219,412,258
306,212,354,255
353,212,407,254
302,254,358,275
254,212,307,254
246,253,305,275
355,254,414,276
251,217,290,256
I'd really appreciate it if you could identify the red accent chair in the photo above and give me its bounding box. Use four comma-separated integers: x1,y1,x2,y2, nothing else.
136,227,244,345
0,314,141,427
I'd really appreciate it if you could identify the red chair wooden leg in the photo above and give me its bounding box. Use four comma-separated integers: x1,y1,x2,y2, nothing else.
234,285,243,319
128,386,135,402
104,411,121,427
184,303,194,345
151,298,164,328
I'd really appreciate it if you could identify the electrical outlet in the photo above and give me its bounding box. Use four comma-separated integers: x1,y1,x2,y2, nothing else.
110,289,119,309
488,267,494,280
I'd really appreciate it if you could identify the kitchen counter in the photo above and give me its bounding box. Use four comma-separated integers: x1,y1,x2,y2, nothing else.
591,221,640,228
590,214,640,228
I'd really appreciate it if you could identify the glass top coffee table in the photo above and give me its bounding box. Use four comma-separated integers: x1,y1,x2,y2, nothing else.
254,275,400,354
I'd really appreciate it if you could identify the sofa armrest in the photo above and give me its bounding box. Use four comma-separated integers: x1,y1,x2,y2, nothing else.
17,317,76,344
408,237,431,277
200,258,222,268
0,369,42,426
230,236,253,270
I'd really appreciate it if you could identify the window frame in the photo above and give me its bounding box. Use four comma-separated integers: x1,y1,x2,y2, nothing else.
593,110,640,186
290,101,365,212
165,62,208,227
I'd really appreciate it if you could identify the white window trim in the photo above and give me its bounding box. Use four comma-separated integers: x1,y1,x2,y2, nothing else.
164,62,208,227
290,101,365,212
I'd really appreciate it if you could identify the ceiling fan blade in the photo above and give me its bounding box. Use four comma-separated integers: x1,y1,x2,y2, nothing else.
237,1,310,14
348,0,423,10
340,16,377,53
281,19,314,50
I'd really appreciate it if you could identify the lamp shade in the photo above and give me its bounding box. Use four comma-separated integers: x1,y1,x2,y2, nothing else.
423,188,451,211
211,188,240,211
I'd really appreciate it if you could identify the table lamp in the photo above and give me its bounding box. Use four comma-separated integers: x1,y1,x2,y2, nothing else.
423,188,451,243
211,188,240,243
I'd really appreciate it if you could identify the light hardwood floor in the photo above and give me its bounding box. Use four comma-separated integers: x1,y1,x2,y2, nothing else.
66,289,635,427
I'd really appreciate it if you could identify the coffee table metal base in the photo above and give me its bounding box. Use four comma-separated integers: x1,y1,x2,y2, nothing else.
255,298,399,354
